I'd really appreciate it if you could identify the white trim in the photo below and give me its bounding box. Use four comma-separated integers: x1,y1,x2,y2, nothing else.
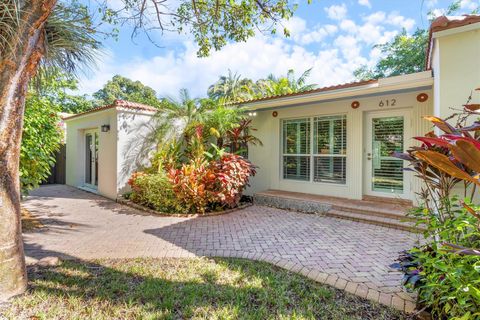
243,71,433,110
432,21,480,39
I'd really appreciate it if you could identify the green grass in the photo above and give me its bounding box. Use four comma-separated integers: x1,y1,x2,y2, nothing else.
1,258,407,320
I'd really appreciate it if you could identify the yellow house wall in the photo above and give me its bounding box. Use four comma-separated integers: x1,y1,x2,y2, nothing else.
434,26,480,118
247,89,433,203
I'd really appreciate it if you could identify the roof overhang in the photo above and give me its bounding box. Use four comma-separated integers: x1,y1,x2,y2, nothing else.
426,15,480,70
241,71,433,111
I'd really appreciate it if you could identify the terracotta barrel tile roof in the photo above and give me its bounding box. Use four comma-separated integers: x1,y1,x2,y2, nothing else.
426,14,480,69
239,79,378,105
63,99,157,120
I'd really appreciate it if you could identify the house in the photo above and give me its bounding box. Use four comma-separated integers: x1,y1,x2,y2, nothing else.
243,15,480,206
64,15,480,209
63,100,157,199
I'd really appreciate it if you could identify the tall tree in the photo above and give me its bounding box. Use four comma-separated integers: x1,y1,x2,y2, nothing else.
93,75,162,107
256,68,317,97
1,0,295,300
207,70,255,103
354,29,429,80
354,0,477,80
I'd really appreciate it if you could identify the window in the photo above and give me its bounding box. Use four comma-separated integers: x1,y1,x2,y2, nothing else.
282,118,310,181
313,115,347,184
282,115,347,184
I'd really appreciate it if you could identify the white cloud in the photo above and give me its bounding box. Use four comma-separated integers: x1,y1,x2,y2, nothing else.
325,4,348,21
78,7,420,98
358,0,371,8
459,0,479,10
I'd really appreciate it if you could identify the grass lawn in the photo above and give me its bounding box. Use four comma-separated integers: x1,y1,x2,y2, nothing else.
1,258,407,320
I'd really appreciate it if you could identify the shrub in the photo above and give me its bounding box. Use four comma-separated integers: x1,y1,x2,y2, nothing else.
391,102,480,319
128,172,180,213
167,158,218,214
213,153,256,207
167,153,256,213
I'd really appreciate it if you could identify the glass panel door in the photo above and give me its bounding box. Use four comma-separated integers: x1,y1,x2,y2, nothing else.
364,111,410,199
85,130,99,187
371,116,404,194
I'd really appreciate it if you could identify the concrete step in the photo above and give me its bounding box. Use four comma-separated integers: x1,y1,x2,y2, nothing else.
253,190,424,232
326,209,425,233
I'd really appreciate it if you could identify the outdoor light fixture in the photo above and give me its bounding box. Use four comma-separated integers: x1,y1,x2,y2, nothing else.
101,124,110,132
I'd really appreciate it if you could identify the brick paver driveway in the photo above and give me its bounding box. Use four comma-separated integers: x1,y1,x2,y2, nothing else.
23,185,420,312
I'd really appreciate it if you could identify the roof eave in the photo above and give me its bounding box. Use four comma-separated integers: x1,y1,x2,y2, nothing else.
242,71,433,110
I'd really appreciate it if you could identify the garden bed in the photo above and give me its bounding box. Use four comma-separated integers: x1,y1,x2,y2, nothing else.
117,195,253,217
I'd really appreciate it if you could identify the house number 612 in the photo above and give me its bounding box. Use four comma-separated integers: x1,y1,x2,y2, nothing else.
379,99,396,107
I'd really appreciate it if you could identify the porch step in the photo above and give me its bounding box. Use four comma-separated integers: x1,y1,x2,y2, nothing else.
326,209,423,233
254,190,425,232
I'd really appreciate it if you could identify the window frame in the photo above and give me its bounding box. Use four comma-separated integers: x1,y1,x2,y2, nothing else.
280,114,348,185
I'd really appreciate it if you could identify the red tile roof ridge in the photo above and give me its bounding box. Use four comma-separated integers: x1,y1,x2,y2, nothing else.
239,79,378,105
62,100,157,120
426,14,480,69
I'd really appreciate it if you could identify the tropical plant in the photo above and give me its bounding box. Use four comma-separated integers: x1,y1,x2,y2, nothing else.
93,75,162,107
128,171,180,213
20,92,63,194
0,0,298,300
391,92,480,318
255,68,317,97
207,70,255,103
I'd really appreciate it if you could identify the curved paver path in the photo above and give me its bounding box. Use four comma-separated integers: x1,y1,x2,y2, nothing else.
23,185,420,313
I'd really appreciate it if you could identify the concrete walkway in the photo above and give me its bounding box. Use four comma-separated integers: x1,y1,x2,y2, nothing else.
23,185,420,313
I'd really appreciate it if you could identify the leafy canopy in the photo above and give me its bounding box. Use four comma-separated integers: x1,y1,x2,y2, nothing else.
354,0,479,80
93,75,162,107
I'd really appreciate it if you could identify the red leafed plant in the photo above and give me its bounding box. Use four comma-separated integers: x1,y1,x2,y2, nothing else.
212,153,257,207
167,154,256,213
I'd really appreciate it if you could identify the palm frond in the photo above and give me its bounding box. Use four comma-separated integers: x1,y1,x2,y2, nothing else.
0,0,20,58
40,2,101,77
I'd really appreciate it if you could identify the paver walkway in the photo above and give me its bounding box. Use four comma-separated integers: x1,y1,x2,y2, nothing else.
23,185,421,313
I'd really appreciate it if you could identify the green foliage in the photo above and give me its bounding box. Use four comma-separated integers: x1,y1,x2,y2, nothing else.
128,172,180,213
93,75,162,107
34,67,94,114
392,103,480,318
354,29,428,80
20,94,63,193
208,68,317,104
407,200,480,319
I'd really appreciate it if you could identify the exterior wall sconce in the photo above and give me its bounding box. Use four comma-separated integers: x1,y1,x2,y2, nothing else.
101,124,110,132
248,112,257,117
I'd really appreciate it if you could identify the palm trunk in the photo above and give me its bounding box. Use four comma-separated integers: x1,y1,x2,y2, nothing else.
0,0,56,301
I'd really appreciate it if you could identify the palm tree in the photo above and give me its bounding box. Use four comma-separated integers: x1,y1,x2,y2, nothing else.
207,70,255,103
255,68,317,98
0,1,99,300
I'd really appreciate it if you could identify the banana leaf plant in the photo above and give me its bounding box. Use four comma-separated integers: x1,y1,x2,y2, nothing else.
393,103,480,256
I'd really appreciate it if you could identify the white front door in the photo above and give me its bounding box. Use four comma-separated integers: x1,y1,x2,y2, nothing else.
364,110,412,200
84,129,99,188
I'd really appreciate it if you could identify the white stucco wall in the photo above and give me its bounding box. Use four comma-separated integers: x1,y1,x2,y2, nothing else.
65,109,118,199
116,109,156,195
246,89,433,203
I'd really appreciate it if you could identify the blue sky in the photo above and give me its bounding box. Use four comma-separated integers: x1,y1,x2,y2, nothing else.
78,0,479,98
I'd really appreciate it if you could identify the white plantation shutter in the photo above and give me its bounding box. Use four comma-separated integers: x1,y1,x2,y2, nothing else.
282,119,310,181
313,115,347,184
371,116,404,193
282,115,347,184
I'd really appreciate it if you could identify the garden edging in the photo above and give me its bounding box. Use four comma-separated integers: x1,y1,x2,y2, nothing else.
116,196,253,217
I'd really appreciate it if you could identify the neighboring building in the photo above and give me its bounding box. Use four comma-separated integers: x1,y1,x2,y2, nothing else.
242,15,480,205
63,100,157,199
64,15,480,204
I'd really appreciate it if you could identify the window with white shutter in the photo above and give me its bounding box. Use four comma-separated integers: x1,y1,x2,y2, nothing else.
313,115,347,184
282,118,310,181
281,115,347,184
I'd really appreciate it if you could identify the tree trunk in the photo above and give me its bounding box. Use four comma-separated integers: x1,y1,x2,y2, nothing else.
0,0,56,302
